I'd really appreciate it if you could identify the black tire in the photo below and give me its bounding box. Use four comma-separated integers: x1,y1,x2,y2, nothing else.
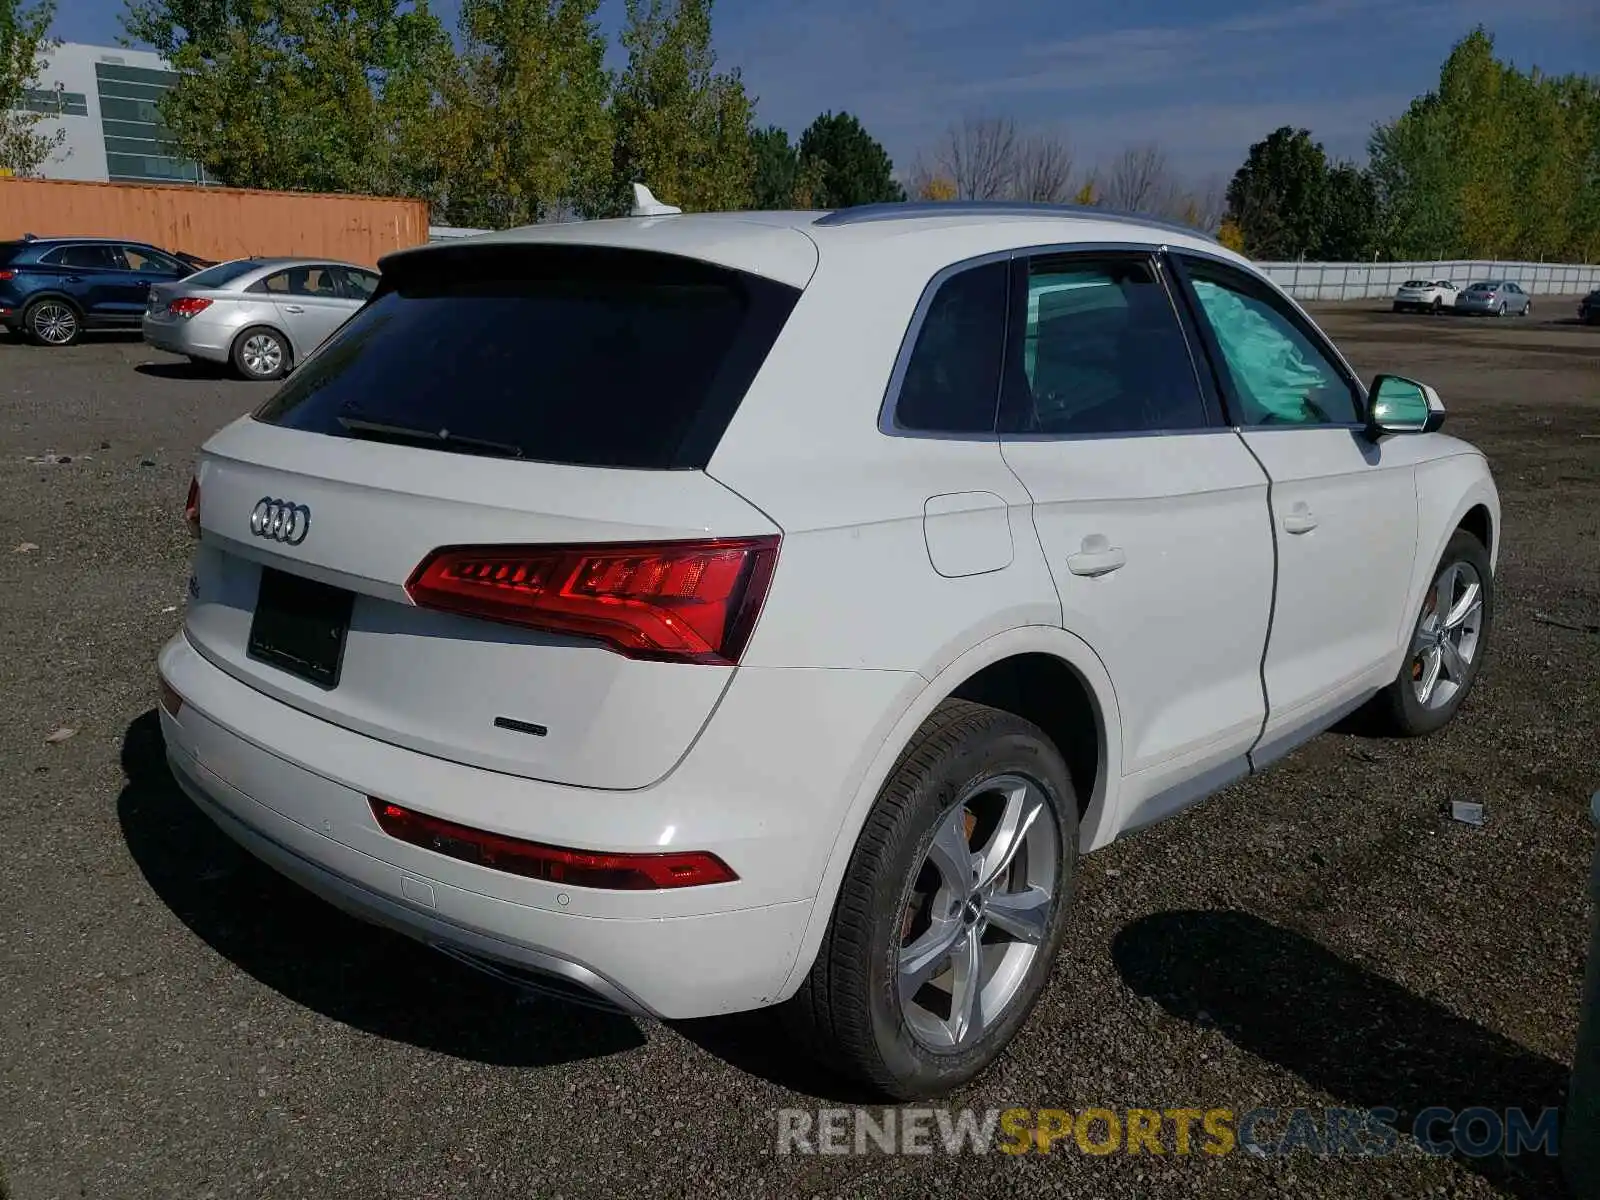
23,297,82,347
1392,303,1405,313
230,326,289,380
783,699,1079,1100
1431,296,1443,314
1366,529,1493,737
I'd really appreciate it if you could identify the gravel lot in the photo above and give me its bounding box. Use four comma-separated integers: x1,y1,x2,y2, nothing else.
1,303,1596,1200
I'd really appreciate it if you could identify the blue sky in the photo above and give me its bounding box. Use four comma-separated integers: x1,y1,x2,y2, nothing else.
54,0,1599,184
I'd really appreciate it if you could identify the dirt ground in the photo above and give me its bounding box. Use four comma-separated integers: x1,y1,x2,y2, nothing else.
0,300,1596,1199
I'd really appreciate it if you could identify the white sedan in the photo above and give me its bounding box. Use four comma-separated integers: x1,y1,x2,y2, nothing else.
1393,278,1459,313
157,192,1499,1100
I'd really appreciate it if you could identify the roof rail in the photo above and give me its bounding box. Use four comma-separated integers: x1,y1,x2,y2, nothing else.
812,200,1217,243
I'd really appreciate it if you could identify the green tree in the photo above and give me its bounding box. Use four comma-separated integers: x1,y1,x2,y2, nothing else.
796,110,905,208
122,0,455,196
1321,162,1377,259
0,0,65,173
1224,126,1329,259
1570,79,1600,261
1368,26,1600,261
610,0,754,213
749,123,797,208
1438,28,1517,257
435,0,613,226
1368,92,1460,258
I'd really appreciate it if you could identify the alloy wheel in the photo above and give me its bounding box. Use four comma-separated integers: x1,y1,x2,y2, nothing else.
32,303,77,345
896,773,1059,1052
242,333,283,377
1411,561,1484,709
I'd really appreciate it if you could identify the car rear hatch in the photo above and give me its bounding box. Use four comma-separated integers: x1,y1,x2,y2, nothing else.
183,238,809,790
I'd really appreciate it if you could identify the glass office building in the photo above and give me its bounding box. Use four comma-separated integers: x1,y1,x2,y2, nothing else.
8,43,212,185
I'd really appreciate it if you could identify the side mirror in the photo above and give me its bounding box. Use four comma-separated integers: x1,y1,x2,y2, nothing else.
1367,374,1445,436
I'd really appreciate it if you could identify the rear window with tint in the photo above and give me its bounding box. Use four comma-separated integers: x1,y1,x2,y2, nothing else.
0,242,24,266
254,244,801,470
187,259,262,288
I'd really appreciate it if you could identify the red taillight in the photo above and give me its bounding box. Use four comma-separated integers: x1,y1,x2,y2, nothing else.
184,476,200,538
168,296,212,317
369,799,738,889
0,270,15,281
405,536,780,665
158,679,183,717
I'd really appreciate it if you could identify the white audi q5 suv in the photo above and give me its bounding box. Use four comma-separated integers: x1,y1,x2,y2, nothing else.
157,194,1499,1099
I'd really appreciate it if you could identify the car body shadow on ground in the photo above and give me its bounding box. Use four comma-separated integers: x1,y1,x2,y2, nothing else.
115,709,648,1069
1112,909,1570,1199
134,359,230,381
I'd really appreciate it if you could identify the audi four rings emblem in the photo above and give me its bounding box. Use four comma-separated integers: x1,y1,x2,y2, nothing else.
250,497,311,545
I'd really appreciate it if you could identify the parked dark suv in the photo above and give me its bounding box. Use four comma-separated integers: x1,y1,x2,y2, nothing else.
0,236,199,346
1581,289,1600,325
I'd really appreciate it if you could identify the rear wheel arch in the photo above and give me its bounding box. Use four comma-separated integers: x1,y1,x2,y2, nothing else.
948,652,1103,823
776,627,1122,1004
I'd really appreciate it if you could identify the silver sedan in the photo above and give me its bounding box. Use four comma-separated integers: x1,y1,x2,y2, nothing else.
141,256,380,380
1454,280,1533,317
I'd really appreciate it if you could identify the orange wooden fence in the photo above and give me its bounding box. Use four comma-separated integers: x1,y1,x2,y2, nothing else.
0,178,429,266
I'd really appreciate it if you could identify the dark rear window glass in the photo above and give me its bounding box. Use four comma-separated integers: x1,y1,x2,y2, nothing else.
254,245,801,469
891,261,1007,434
0,242,24,266
187,259,263,288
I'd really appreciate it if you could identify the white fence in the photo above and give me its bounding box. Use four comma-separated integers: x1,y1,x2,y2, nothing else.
427,225,492,241
1258,259,1600,301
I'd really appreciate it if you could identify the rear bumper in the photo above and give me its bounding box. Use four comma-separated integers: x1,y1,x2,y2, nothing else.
156,631,919,1017
167,755,654,1014
142,313,232,362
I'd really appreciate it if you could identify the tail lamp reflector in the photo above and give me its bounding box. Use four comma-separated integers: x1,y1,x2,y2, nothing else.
168,297,213,317
405,535,779,665
368,798,737,890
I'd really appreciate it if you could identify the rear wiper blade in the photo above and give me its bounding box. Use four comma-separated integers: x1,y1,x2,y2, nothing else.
336,415,524,459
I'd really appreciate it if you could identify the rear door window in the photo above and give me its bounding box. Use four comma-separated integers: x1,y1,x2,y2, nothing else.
1000,254,1212,435
251,270,298,295
254,244,801,470
42,244,120,270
